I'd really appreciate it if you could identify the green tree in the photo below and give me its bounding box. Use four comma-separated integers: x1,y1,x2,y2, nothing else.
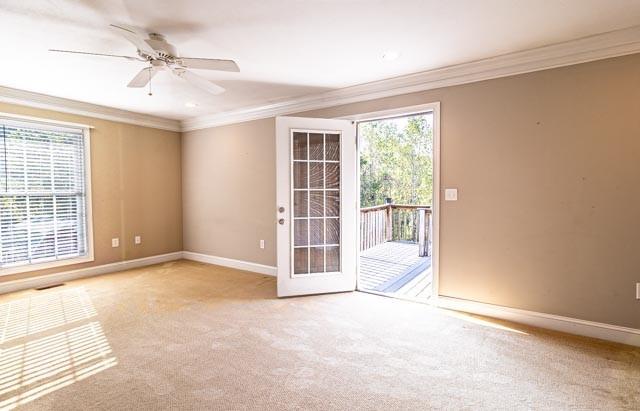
359,115,433,207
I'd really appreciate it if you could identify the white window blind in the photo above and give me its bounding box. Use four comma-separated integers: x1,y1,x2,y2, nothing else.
0,119,88,269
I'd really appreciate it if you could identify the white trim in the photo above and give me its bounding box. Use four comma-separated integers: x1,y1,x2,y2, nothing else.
0,86,181,132
0,118,95,276
181,25,640,131
342,103,439,123
83,127,95,273
437,296,640,347
350,102,441,301
182,251,276,276
0,252,183,295
0,112,94,131
1,249,637,348
431,104,441,301
3,25,640,133
0,256,94,277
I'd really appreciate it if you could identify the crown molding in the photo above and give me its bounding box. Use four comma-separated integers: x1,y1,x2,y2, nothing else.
3,25,640,133
0,86,181,132
181,24,640,131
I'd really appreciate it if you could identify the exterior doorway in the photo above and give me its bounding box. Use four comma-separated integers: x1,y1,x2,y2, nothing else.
356,107,438,302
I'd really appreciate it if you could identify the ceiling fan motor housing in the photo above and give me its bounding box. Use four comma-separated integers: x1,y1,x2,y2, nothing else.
145,33,178,61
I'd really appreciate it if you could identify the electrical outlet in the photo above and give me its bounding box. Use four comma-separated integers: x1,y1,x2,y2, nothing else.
260,240,265,249
636,283,640,300
134,235,141,245
111,238,119,248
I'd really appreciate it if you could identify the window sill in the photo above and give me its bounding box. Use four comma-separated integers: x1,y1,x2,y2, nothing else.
0,255,95,277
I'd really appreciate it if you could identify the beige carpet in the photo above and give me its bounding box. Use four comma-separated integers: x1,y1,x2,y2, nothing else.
0,260,638,410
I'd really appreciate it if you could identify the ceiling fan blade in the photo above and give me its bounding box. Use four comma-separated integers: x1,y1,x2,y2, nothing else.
110,24,158,57
171,68,225,95
49,49,143,61
127,66,160,88
177,58,240,72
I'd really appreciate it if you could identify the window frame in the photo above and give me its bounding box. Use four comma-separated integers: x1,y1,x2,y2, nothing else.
0,113,94,276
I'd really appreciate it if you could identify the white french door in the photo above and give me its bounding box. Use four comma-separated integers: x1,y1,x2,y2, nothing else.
276,117,357,297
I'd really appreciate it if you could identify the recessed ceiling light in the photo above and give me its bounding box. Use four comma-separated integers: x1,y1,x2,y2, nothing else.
382,51,400,61
185,102,198,108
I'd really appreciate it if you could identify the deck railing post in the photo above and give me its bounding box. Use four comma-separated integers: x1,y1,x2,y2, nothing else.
385,204,393,242
426,211,432,257
417,208,428,257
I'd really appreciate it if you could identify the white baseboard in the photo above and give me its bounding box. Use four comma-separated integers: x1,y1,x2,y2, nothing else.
182,251,277,276
0,252,183,295
436,296,640,347
4,252,635,348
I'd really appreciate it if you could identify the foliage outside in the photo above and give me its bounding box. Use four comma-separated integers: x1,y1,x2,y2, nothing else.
359,114,433,208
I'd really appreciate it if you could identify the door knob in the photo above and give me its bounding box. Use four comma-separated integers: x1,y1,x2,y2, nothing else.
278,218,285,225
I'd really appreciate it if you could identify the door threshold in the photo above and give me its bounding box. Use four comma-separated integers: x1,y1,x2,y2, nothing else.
356,288,432,305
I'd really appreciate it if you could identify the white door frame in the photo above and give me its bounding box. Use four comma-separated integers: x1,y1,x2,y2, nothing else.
340,102,441,302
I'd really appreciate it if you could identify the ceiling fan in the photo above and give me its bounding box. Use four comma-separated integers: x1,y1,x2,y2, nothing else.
49,24,239,96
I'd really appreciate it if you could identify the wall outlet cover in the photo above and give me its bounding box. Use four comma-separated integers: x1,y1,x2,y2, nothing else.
134,235,141,245
111,238,119,248
445,188,458,201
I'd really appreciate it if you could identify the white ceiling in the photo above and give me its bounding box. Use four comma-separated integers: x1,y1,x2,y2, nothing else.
2,0,640,121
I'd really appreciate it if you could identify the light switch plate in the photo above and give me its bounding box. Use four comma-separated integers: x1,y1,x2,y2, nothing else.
445,188,458,201
134,235,141,245
260,240,265,249
111,238,119,248
636,283,640,300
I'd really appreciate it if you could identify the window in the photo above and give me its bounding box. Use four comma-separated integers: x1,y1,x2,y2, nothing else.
291,131,341,275
0,116,92,273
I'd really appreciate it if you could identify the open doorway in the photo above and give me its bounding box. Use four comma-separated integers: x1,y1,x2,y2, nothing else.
356,108,436,302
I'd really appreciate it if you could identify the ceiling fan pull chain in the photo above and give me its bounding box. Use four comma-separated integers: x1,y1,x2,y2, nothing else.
148,66,153,96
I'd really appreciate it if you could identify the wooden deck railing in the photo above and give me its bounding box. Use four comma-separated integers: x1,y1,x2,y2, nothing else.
360,203,432,256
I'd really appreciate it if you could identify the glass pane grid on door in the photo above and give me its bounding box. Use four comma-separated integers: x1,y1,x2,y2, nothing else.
292,131,340,275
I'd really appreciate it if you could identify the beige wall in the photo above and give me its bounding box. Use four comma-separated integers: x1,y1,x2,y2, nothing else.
0,103,183,283
182,118,276,266
183,53,640,329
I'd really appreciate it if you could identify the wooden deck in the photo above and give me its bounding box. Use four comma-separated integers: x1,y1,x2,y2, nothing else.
358,241,432,300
